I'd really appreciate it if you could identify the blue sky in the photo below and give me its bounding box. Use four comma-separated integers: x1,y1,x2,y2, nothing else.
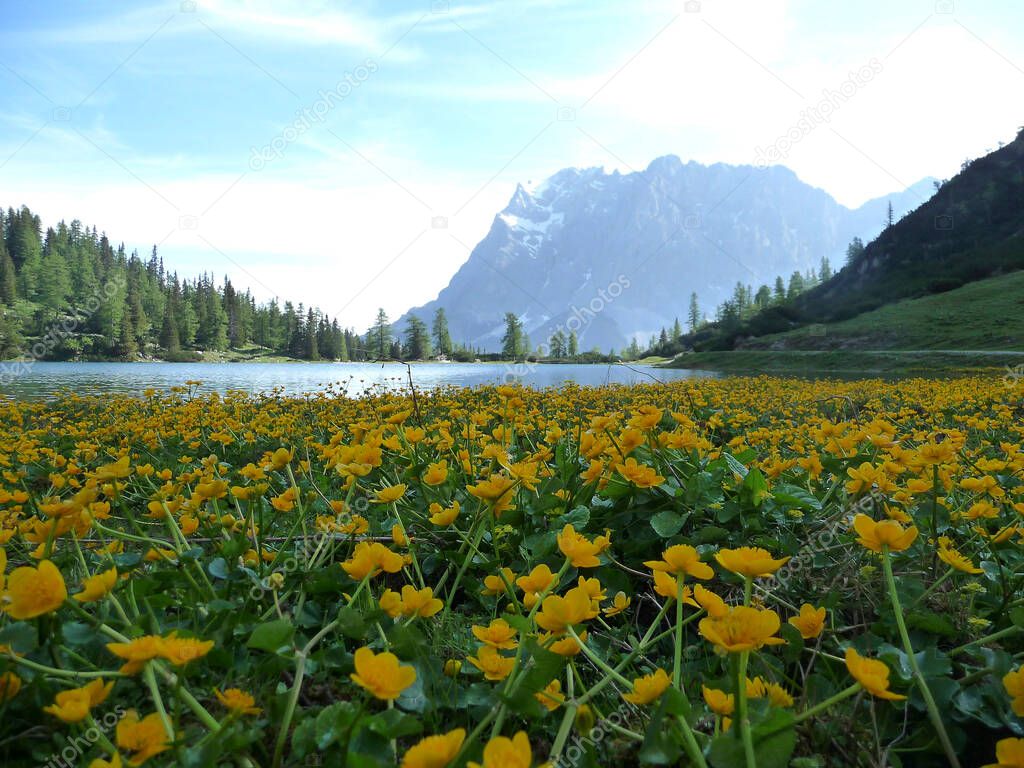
1,0,1022,326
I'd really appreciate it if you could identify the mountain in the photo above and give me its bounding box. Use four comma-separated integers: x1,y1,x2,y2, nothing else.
400,158,935,352
712,127,1024,347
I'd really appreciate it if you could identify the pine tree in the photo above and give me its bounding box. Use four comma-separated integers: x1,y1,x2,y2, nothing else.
501,312,523,359
787,271,805,299
671,317,682,340
115,310,138,360
773,276,786,303
159,300,181,353
305,308,320,360
370,309,393,359
568,331,578,357
845,237,865,266
0,307,22,358
403,314,431,360
819,256,833,282
0,249,16,305
431,308,452,357
687,292,700,332
549,330,566,358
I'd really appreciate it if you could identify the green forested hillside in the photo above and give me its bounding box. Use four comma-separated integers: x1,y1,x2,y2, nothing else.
0,205,364,361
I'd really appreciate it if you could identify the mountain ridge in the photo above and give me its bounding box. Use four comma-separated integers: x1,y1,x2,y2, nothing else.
400,155,935,351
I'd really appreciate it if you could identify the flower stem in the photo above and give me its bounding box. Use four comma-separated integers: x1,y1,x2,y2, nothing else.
881,546,961,768
736,651,757,768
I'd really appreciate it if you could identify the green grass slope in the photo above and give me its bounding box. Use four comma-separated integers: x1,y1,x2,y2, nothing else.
740,270,1024,351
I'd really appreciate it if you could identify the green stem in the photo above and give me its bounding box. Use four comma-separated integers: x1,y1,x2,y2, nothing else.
950,625,1023,656
736,651,757,768
882,546,961,768
912,567,955,608
673,578,685,688
142,663,176,741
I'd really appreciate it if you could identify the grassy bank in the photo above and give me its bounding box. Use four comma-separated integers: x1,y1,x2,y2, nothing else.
666,348,1024,375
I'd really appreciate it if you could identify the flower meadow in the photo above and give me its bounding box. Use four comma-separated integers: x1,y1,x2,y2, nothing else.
0,377,1022,768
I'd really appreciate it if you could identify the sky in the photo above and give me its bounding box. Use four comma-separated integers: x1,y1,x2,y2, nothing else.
1,0,1022,328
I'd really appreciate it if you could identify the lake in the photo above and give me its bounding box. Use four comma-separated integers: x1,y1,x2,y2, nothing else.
0,361,718,399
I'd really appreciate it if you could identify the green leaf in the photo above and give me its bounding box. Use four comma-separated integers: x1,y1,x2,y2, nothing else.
315,701,359,749
207,557,230,579
651,510,687,538
0,622,36,654
709,709,795,768
363,709,422,739
247,619,295,653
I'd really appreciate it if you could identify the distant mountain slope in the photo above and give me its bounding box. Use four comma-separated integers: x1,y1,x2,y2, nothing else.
400,158,933,352
729,129,1024,342
740,270,1024,351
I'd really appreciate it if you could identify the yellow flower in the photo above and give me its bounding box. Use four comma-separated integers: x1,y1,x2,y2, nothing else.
106,635,166,675
481,567,516,597
350,646,417,700
468,731,534,768
117,710,174,765
535,679,565,711
844,647,906,700
604,591,631,617
984,738,1024,768
652,570,698,606
622,668,671,705
516,564,558,596
714,547,789,579
44,678,114,723
693,584,728,618
644,544,714,580
341,541,405,580
398,585,444,618
614,457,665,488
215,688,262,716
542,630,586,656
0,672,21,703
88,754,122,768
702,685,734,716
374,484,407,504
401,728,466,768
466,474,517,516
468,646,515,681
429,501,460,526
937,541,982,574
74,567,118,603
852,514,918,553
443,659,462,677
698,606,785,653
1003,668,1024,717
160,635,214,666
268,447,292,470
422,461,449,486
556,524,609,568
472,619,518,649
788,604,826,639
535,586,592,633
746,676,793,707
1,560,67,619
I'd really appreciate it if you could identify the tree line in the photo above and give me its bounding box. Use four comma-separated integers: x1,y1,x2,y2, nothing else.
0,205,480,363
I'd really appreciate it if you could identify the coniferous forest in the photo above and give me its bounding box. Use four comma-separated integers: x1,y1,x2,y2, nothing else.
0,205,369,362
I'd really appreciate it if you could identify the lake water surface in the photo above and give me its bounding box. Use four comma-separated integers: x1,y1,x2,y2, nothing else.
0,361,718,399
